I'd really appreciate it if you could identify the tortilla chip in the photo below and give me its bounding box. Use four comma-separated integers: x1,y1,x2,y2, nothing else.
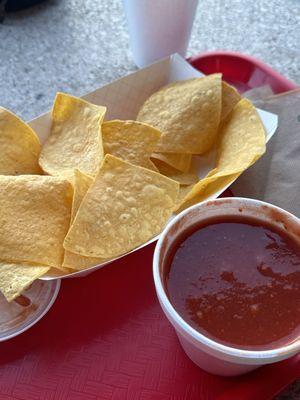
64,155,179,259
176,184,194,206
0,262,49,302
39,93,106,178
102,120,161,171
221,82,241,122
63,249,104,271
0,107,41,175
63,169,105,270
175,173,239,212
46,266,75,277
151,152,192,172
214,98,266,175
152,158,198,186
0,175,72,268
166,171,198,186
137,75,222,154
175,98,266,212
70,170,94,223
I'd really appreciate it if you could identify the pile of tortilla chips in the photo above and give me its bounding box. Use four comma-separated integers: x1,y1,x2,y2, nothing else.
0,76,266,301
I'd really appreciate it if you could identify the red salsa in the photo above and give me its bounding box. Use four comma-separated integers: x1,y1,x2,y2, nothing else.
166,216,300,349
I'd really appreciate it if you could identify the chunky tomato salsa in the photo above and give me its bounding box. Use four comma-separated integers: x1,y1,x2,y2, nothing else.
166,216,300,349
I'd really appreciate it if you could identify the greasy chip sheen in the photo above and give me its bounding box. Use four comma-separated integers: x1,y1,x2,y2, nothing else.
151,152,192,172
220,81,241,123
39,93,106,178
137,75,222,154
0,107,41,175
63,169,106,270
0,262,49,302
0,175,72,268
175,98,266,212
102,120,161,171
64,155,179,259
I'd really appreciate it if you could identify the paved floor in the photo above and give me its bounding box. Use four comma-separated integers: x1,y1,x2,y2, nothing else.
0,0,299,122
0,0,299,398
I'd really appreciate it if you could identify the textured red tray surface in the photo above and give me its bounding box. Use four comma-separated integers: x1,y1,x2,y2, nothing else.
0,52,299,400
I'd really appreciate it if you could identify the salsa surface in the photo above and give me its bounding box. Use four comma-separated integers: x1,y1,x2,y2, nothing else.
166,216,300,349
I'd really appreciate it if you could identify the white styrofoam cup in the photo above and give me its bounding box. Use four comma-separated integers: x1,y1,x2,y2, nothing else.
153,197,300,376
123,0,199,68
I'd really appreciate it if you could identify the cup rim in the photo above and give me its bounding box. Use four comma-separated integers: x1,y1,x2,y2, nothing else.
153,197,300,361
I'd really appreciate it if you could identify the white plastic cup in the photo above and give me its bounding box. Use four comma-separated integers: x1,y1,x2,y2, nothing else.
153,198,300,376
123,0,199,68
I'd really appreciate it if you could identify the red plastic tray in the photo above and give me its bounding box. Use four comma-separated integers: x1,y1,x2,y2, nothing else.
188,51,297,93
0,52,299,400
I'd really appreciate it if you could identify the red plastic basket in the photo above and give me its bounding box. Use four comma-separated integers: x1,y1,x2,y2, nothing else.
0,52,299,400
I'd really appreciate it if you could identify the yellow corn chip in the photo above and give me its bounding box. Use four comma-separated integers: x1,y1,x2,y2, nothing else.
221,81,241,123
151,152,192,172
175,98,266,212
0,107,41,175
63,248,104,271
152,158,198,186
64,155,179,259
46,266,75,277
176,184,194,206
70,170,94,223
137,75,222,154
175,173,239,212
39,93,106,178
214,98,266,175
0,175,72,268
166,171,199,186
102,120,161,171
63,169,105,270
0,262,49,302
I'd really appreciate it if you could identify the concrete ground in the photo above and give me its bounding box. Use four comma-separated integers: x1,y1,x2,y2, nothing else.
0,0,299,398
0,0,299,122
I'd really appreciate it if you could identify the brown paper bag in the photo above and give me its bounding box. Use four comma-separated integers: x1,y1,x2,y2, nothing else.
232,89,300,216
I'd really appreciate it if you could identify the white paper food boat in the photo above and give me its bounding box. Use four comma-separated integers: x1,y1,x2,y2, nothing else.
28,54,277,280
